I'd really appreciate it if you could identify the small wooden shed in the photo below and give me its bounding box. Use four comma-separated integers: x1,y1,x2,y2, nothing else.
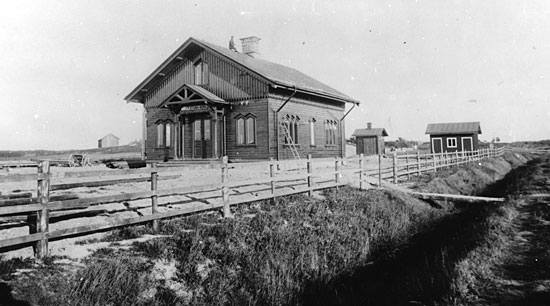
98,134,120,148
352,123,388,155
425,122,481,153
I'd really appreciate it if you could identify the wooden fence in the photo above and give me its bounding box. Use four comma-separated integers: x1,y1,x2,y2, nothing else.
0,147,506,258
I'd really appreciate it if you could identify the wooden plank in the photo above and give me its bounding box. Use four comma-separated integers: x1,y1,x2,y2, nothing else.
0,204,42,215
411,192,505,203
50,174,180,191
48,202,215,240
0,198,36,206
0,173,38,183
0,192,32,200
47,183,221,211
0,233,43,249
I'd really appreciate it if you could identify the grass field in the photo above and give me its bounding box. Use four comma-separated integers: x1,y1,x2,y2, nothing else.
0,151,537,305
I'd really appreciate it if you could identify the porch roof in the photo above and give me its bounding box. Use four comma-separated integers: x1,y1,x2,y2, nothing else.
161,84,227,108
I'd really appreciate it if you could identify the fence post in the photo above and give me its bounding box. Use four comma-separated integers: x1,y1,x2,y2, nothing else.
432,152,437,172
36,160,50,258
392,152,398,184
406,154,410,181
151,163,159,233
358,154,364,190
270,158,277,204
378,153,382,187
416,152,421,177
307,154,314,197
334,156,340,186
455,151,459,167
221,156,232,218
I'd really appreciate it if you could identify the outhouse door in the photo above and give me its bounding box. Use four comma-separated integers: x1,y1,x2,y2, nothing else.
462,137,473,153
363,137,378,155
432,138,443,154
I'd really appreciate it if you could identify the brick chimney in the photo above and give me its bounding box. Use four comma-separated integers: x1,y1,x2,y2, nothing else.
367,122,372,129
240,36,261,58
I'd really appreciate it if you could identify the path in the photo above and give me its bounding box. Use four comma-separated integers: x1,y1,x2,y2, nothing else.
479,155,550,305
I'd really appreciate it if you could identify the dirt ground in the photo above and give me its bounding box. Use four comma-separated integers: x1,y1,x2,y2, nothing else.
473,154,550,305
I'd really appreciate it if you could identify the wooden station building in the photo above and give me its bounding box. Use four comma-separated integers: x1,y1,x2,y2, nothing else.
125,37,360,161
425,122,481,153
352,123,388,155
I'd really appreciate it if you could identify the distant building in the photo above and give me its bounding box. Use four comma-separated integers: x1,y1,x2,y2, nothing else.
352,123,388,155
98,134,120,148
425,122,481,153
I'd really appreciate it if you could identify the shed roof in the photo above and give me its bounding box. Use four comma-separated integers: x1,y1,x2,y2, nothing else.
125,37,359,105
425,122,482,135
99,133,119,140
352,128,389,137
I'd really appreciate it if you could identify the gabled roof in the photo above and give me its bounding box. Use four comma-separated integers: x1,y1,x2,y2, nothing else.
352,128,389,137
125,37,359,105
99,133,119,140
425,122,482,135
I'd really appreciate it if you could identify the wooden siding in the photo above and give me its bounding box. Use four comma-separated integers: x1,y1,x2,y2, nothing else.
144,49,269,108
225,99,269,160
356,136,385,155
145,108,176,160
267,91,346,160
429,133,479,153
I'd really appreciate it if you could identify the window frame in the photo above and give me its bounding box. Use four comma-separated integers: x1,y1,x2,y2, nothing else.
283,114,300,145
235,113,256,146
309,118,316,146
194,60,209,85
446,137,457,148
155,120,173,148
324,120,338,146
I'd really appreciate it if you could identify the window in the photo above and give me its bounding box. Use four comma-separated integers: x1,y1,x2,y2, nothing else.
165,123,171,147
194,120,201,141
236,114,256,145
447,137,457,148
157,124,164,147
246,117,255,144
309,119,316,146
236,118,245,145
204,119,211,141
194,60,208,85
156,121,172,147
325,120,338,146
283,114,299,145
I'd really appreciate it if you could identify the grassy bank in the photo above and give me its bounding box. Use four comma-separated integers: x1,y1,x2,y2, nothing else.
443,156,545,305
0,152,532,306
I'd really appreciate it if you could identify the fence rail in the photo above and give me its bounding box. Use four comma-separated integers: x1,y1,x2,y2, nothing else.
0,147,509,257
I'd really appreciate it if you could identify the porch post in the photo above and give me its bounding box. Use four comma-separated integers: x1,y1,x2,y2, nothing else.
212,107,219,158
174,113,179,160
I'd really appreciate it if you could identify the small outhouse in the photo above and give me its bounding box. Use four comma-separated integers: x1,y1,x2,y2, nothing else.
352,123,388,155
425,122,481,153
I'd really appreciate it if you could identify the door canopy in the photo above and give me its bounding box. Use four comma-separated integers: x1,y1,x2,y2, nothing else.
161,84,227,113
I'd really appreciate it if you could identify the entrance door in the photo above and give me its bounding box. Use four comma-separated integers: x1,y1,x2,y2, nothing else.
193,118,211,158
462,137,473,153
431,138,443,153
176,121,184,159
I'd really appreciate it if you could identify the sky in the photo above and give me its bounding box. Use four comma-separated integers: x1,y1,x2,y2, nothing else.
1,0,549,150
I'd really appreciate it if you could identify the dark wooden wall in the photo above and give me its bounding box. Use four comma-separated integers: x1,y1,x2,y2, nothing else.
429,133,479,153
356,136,384,155
268,90,346,160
